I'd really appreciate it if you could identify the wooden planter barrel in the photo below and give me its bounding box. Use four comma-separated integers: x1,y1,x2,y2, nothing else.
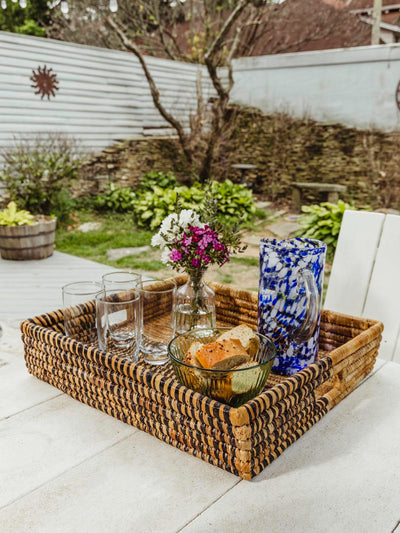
0,217,57,260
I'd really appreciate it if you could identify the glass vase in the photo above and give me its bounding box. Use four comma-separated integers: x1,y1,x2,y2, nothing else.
174,271,216,334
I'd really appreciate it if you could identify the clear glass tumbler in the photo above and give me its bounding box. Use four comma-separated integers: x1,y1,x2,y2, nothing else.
62,281,102,341
102,271,141,293
137,278,176,365
96,289,141,361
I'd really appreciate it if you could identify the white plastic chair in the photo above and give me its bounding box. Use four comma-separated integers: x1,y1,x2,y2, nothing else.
324,210,400,362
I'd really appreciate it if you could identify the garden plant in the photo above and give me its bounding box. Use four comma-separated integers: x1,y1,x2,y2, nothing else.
0,134,82,222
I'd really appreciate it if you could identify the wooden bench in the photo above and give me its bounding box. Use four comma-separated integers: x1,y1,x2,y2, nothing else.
292,182,347,210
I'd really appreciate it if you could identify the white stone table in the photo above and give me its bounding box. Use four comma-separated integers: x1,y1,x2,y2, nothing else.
1,253,400,533
0,251,116,324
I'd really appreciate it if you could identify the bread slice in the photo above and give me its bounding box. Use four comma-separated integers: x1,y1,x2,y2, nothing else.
217,324,260,357
183,341,203,367
195,338,250,370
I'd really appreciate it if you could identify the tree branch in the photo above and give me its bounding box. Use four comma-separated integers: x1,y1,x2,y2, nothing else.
162,27,186,60
189,67,205,140
226,25,242,93
157,25,177,61
106,16,192,165
204,0,250,101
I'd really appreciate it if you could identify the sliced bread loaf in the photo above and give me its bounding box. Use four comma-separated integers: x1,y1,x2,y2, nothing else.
217,324,260,357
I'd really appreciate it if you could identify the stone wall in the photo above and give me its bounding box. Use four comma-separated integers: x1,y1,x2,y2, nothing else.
76,109,400,210
219,109,400,208
74,136,189,197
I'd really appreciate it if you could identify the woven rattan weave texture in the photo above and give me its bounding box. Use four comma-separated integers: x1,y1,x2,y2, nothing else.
21,276,383,479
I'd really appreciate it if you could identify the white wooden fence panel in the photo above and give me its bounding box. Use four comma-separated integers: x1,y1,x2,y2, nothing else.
0,31,214,152
324,210,385,316
363,215,400,361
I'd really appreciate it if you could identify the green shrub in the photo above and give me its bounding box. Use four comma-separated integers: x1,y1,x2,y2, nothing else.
0,134,81,221
94,172,177,215
209,180,256,224
0,0,49,36
132,185,198,230
92,177,256,230
95,183,136,212
133,179,256,230
296,200,354,261
139,170,177,191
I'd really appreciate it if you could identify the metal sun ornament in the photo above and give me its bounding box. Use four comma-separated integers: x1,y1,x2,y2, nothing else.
30,65,59,100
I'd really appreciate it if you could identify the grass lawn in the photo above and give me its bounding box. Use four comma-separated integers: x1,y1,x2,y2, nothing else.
55,211,164,271
55,207,330,296
55,209,263,290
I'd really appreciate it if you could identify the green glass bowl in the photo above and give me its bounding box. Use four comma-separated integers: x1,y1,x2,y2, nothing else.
168,327,276,407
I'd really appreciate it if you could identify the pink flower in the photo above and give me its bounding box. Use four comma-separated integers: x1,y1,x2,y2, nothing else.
213,241,224,251
182,234,192,246
154,218,238,273
169,248,182,262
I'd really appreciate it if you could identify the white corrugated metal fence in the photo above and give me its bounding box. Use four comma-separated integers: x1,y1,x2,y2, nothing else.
0,31,214,152
2,31,400,155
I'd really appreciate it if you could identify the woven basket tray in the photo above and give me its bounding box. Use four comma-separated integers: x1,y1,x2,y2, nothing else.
21,276,383,480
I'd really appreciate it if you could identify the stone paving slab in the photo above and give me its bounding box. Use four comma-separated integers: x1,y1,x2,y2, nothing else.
107,245,151,261
0,359,62,420
1,251,398,532
267,220,302,239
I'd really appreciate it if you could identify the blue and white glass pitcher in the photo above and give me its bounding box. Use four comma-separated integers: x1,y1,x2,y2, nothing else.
258,238,326,376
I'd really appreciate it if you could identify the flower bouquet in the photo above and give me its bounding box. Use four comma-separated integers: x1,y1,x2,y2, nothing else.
151,208,246,333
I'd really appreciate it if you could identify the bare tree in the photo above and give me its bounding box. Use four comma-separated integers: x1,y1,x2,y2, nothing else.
47,0,367,181
49,0,264,181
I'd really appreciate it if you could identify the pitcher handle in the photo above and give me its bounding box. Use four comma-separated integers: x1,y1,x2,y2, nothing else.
292,269,319,343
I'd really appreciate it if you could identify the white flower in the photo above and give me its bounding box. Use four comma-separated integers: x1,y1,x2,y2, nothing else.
161,248,171,265
178,209,199,227
151,233,165,248
160,213,178,235
152,210,206,251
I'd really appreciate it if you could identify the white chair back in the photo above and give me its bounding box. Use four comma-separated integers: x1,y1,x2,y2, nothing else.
324,210,400,362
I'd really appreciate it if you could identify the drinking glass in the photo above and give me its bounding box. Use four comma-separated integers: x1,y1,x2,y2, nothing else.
62,281,102,341
102,271,141,293
96,289,141,361
138,279,176,365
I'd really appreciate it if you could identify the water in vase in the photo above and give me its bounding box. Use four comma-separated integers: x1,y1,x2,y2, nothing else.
174,303,215,334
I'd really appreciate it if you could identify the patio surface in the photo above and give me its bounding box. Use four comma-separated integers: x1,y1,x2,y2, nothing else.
1,251,400,532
